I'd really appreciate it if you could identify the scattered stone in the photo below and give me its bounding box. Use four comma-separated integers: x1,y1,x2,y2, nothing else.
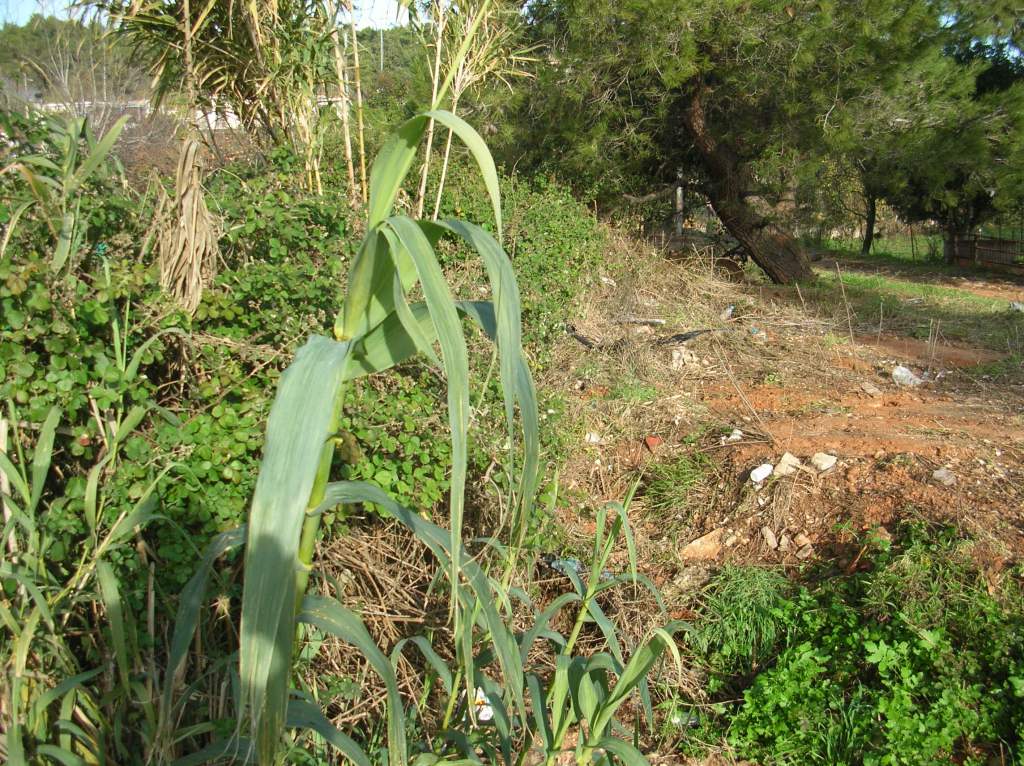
725,534,738,547
810,452,838,472
892,365,925,387
860,380,882,397
750,463,774,484
584,432,604,445
795,544,815,560
761,526,779,550
600,275,618,288
932,467,956,486
681,528,724,561
775,452,802,477
794,532,812,548
778,535,793,552
671,347,700,370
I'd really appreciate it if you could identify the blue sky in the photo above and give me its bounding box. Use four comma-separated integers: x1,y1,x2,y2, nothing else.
1,0,408,27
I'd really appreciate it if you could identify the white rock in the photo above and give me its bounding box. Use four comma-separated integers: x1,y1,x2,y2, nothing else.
775,452,802,477
681,528,724,561
750,463,774,484
761,526,779,550
795,544,815,560
932,467,956,486
810,452,837,472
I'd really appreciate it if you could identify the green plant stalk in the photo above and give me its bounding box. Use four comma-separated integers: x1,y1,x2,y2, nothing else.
294,386,349,609
433,0,492,110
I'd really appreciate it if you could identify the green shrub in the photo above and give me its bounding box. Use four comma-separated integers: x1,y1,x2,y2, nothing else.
436,163,606,354
690,526,1024,765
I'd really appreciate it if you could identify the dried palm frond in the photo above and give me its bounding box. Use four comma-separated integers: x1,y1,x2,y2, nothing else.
156,139,219,314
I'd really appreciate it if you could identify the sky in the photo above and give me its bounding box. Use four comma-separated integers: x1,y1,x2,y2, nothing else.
1,0,408,28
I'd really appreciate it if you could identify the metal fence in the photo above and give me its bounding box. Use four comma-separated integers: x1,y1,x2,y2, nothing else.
947,235,1024,269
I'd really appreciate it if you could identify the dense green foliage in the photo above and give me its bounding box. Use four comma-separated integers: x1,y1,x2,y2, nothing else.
4,4,1024,765
684,527,1024,764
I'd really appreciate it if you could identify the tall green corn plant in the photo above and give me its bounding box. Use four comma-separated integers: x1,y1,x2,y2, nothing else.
10,114,127,272
236,105,539,764
1,404,169,764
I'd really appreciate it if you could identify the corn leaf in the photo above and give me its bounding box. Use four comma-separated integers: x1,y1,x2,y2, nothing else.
29,407,61,516
311,480,526,728
296,595,405,766
239,335,352,764
67,115,128,196
165,526,246,714
285,698,371,766
595,737,650,766
432,220,539,542
382,217,469,618
96,561,131,695
424,113,502,237
366,116,430,229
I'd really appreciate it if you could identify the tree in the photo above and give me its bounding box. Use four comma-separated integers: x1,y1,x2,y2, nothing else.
820,6,1024,259
511,0,1024,282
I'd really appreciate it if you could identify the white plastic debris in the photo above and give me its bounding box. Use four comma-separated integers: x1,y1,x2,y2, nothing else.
584,431,604,445
750,463,774,484
932,467,956,486
600,275,618,288
810,452,837,472
1010,301,1024,313
892,365,925,387
720,428,744,445
720,304,735,321
472,687,494,723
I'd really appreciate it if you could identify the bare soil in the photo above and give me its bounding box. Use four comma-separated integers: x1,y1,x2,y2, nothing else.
549,241,1024,601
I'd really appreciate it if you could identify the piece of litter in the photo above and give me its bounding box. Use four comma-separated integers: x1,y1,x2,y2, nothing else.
584,432,604,445
932,467,956,486
720,428,744,445
810,452,837,472
1010,301,1024,313
750,463,774,484
720,305,735,320
600,275,618,288
892,365,925,387
761,527,779,550
472,687,494,723
775,452,802,477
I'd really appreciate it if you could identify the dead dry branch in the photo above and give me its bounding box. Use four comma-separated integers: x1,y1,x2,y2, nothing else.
155,139,220,314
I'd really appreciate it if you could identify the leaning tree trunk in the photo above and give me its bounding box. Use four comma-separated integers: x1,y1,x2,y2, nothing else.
861,194,876,256
682,85,813,284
